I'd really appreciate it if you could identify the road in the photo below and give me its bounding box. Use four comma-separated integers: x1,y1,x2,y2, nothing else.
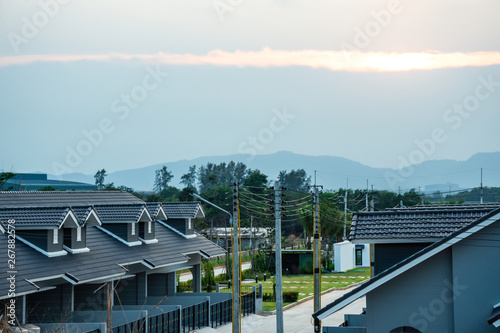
195,285,366,332
179,262,252,282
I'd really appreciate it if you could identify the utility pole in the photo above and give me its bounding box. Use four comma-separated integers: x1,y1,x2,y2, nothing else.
370,185,375,212
366,180,369,211
232,182,241,333
274,181,284,333
310,184,322,333
343,179,348,240
481,168,484,204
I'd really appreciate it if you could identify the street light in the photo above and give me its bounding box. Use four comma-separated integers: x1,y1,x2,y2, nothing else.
192,192,241,333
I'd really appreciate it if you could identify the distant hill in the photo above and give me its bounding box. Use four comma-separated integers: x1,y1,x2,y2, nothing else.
49,151,500,192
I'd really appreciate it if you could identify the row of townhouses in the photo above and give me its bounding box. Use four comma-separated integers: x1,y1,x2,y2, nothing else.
0,191,252,333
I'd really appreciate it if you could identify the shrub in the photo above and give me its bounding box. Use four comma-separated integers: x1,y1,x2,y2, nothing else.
263,292,275,302
299,265,313,274
283,291,299,303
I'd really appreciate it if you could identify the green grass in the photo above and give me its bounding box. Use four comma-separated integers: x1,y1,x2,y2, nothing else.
246,267,370,311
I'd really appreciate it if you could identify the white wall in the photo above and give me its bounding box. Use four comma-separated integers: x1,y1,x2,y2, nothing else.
334,241,370,272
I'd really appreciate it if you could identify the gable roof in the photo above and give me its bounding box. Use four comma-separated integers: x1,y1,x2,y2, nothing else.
162,202,205,219
313,207,500,321
0,191,144,208
93,204,151,223
146,203,168,221
0,221,225,298
350,204,500,243
0,206,79,230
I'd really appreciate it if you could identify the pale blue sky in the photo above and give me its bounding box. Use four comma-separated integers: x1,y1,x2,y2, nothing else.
1,0,500,175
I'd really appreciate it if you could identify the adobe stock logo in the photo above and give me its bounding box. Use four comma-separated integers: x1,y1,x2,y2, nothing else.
237,107,296,161
384,74,499,190
51,65,169,176
7,0,71,54
339,0,409,63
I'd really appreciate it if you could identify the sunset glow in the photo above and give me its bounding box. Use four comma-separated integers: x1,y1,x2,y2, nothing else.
2,49,500,72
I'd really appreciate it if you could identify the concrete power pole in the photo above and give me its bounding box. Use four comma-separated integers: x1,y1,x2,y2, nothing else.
481,168,484,204
232,182,241,333
275,181,284,333
313,186,321,332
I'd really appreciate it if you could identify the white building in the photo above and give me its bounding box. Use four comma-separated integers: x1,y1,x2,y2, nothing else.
333,240,370,272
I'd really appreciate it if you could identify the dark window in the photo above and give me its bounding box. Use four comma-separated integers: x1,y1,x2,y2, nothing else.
355,249,363,266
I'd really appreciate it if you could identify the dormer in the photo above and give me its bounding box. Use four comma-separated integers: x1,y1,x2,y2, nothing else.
64,206,101,253
95,204,152,246
0,206,82,257
158,202,205,239
142,203,168,244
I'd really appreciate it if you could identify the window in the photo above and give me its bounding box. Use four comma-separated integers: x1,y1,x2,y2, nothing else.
53,229,59,244
148,221,152,234
355,249,363,266
188,219,192,230
76,227,82,242
131,223,136,235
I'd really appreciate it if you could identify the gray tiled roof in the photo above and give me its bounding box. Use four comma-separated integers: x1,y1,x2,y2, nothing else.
0,221,225,297
162,202,203,218
0,191,144,208
71,206,97,226
93,204,148,223
0,206,72,229
313,207,500,321
350,204,500,241
146,203,162,219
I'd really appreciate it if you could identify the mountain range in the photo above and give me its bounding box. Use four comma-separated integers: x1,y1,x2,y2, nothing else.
49,151,500,193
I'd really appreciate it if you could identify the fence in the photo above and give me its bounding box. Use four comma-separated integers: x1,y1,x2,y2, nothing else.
147,308,181,333
210,298,232,328
181,301,209,332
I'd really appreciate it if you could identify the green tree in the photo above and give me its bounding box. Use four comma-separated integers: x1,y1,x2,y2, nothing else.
243,170,268,194
179,187,196,202
94,169,107,190
278,169,311,192
37,186,57,191
0,172,16,191
154,165,174,193
180,165,197,190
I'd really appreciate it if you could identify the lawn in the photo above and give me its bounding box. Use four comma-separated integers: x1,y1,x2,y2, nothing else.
243,267,370,311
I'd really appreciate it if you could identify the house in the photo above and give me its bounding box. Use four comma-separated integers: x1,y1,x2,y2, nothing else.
0,191,238,332
313,206,500,332
333,241,370,273
2,173,97,191
350,204,500,276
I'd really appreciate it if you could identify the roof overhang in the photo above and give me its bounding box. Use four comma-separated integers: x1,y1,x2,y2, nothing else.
314,210,500,321
351,238,441,244
488,303,500,328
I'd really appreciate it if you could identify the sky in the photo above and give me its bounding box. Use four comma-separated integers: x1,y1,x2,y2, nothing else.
1,0,500,176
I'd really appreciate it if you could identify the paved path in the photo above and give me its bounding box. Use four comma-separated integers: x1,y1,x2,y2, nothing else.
179,262,252,282
195,285,366,333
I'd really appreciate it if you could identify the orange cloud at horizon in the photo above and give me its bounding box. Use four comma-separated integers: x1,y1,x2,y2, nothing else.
1,48,500,71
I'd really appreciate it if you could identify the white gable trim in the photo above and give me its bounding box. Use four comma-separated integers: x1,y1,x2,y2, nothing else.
156,206,168,221
316,212,500,321
138,207,152,223
61,209,80,228
96,226,142,247
85,209,102,226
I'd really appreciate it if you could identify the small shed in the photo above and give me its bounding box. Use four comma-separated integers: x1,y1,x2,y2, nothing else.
267,249,314,274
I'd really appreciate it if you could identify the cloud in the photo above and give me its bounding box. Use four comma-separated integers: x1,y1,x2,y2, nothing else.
2,48,500,72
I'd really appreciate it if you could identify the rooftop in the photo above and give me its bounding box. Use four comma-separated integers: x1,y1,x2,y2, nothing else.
350,204,500,242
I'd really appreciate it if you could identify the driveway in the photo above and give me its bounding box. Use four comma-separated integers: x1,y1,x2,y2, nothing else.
194,285,366,332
